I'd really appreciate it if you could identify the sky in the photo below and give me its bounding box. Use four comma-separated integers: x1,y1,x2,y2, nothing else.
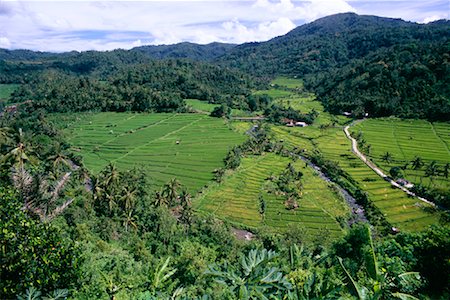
0,0,448,52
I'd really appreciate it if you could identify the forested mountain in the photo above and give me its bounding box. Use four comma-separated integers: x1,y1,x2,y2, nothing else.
216,13,450,120
131,42,236,61
1,13,449,119
218,13,449,77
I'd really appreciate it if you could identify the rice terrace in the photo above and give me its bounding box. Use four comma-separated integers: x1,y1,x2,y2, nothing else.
1,10,450,299
56,112,245,191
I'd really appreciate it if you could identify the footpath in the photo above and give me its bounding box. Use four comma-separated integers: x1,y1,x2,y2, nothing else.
343,120,436,207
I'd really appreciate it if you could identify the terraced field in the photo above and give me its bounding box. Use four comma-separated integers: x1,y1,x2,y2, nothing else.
264,77,440,231
59,112,245,192
352,118,450,190
195,153,349,239
273,124,440,231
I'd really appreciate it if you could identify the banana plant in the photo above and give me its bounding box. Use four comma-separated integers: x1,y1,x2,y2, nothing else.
338,226,420,300
207,248,292,299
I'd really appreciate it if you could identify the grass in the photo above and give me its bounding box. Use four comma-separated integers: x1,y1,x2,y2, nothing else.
352,118,450,191
185,99,218,113
271,77,303,89
0,84,19,100
55,112,246,192
194,153,349,239
185,98,260,117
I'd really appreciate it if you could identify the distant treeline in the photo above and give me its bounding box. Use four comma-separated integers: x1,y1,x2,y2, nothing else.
8,57,266,113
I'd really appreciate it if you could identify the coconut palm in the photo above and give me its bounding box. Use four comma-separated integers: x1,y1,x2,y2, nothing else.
258,193,266,222
12,168,74,222
48,143,72,173
441,163,449,179
162,178,181,207
153,189,168,207
381,152,393,165
179,188,193,226
104,163,119,188
120,186,137,212
410,156,424,171
425,161,439,187
122,208,138,232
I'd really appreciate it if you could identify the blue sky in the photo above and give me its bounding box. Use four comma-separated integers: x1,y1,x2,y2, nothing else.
0,0,448,52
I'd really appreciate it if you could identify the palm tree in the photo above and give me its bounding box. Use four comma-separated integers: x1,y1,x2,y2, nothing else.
122,208,137,233
153,189,168,207
120,186,137,212
48,143,72,174
12,168,74,222
258,193,266,222
411,156,424,170
104,163,119,188
381,152,393,165
162,178,181,207
410,156,424,182
425,161,439,187
443,163,449,179
179,188,193,226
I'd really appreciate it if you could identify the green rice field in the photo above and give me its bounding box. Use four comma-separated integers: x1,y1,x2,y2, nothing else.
185,99,218,113
273,124,440,232
0,84,19,100
185,98,259,117
263,78,440,231
352,118,450,191
58,112,245,192
195,153,349,239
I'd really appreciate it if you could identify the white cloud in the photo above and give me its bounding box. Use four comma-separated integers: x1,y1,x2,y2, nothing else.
0,37,11,48
0,1,448,52
421,14,446,23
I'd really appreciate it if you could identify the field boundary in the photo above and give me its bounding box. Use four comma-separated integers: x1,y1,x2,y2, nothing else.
344,121,436,207
430,122,450,155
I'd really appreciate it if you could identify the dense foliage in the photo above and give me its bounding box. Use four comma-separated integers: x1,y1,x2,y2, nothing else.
9,60,260,113
309,41,450,120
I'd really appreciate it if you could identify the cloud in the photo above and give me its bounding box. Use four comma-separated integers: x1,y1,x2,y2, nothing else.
421,15,445,23
0,1,448,52
0,37,11,48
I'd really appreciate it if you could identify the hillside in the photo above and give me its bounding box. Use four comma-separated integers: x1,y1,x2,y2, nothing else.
218,13,449,76
131,42,236,61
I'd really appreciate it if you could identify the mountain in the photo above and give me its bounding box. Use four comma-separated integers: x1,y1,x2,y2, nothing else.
218,13,450,77
131,42,236,61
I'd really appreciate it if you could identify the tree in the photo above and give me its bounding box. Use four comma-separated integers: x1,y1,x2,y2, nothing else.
424,160,439,187
381,152,393,165
179,188,193,226
162,178,181,207
11,168,74,222
153,190,168,208
410,156,424,171
0,188,80,298
389,166,404,180
258,193,266,222
442,163,449,179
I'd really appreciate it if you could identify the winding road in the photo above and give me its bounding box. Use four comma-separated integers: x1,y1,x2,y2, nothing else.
343,121,436,207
